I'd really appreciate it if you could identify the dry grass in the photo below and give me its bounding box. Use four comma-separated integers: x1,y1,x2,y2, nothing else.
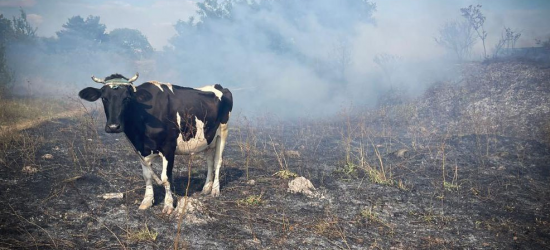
273,169,298,179
237,194,263,207
126,224,158,243
0,97,71,127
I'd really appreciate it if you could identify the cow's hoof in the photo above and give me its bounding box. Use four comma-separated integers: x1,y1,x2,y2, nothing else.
210,188,220,197
201,182,213,195
162,205,174,215
138,197,154,210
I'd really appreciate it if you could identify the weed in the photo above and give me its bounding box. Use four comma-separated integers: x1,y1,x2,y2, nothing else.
273,169,298,179
235,115,258,180
335,162,358,178
360,207,379,223
237,194,263,207
443,181,459,191
396,179,408,191
365,167,393,186
127,224,158,243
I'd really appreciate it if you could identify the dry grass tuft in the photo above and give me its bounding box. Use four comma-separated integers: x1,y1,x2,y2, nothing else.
273,169,298,179
127,224,158,243
237,194,263,207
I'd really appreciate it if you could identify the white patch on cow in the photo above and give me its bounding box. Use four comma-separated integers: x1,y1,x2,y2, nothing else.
164,82,174,93
158,152,167,182
149,81,164,91
175,112,213,154
148,80,174,93
139,154,158,210
159,152,174,214
194,85,222,101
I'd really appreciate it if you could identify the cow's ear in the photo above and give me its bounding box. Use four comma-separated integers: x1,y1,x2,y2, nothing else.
135,89,152,102
79,87,101,102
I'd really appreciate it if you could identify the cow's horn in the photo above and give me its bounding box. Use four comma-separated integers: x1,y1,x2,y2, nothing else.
128,72,139,83
91,75,106,84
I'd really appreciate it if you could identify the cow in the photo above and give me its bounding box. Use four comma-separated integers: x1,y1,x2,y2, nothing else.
78,73,233,214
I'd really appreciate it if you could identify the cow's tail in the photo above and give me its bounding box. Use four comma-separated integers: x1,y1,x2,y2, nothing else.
215,84,233,124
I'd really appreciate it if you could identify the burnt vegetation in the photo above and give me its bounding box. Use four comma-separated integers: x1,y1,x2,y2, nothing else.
1,59,549,249
1,1,550,249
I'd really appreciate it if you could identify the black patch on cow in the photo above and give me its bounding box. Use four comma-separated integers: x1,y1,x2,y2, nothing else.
135,89,153,102
177,111,198,142
219,87,233,124
79,87,101,102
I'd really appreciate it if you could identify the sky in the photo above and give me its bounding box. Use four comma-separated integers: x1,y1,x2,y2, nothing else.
1,0,549,52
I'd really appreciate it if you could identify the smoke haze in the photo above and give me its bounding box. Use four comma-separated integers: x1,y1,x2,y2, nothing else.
1,0,550,116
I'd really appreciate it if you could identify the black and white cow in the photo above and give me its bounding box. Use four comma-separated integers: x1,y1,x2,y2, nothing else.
78,73,232,214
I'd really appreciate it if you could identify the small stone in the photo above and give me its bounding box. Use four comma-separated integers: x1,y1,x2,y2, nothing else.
285,150,301,158
394,149,409,158
22,166,38,174
100,193,124,199
497,166,506,170
247,179,256,185
41,154,53,160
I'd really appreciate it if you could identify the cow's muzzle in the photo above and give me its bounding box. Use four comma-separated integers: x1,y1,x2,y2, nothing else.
105,124,122,133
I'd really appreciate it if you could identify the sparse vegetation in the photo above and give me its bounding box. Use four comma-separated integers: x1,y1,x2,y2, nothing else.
273,169,298,179
237,194,263,207
435,20,476,61
127,224,158,243
461,4,488,59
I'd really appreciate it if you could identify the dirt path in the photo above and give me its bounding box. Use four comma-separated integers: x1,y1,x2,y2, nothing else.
0,109,84,137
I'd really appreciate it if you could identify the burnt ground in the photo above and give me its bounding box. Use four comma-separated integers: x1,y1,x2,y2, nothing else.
0,108,549,249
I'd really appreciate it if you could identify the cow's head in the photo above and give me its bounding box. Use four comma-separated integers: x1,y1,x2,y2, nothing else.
78,73,149,133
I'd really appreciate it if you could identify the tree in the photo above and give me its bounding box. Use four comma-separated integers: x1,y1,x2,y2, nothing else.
435,20,476,61
0,9,36,93
11,8,37,43
461,5,487,59
0,14,13,45
107,28,154,59
196,0,234,21
0,44,14,94
493,27,521,58
0,9,36,45
55,15,107,50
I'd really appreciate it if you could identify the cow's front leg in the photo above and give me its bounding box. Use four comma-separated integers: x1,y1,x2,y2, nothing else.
160,152,175,215
139,155,157,210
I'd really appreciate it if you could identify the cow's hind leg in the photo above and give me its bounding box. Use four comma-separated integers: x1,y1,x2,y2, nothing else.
201,147,216,195
160,152,175,215
139,155,157,210
212,123,229,197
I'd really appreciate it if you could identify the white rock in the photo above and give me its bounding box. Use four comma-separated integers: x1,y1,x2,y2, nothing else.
21,166,38,174
287,176,316,197
175,197,213,225
41,154,53,160
100,193,124,199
